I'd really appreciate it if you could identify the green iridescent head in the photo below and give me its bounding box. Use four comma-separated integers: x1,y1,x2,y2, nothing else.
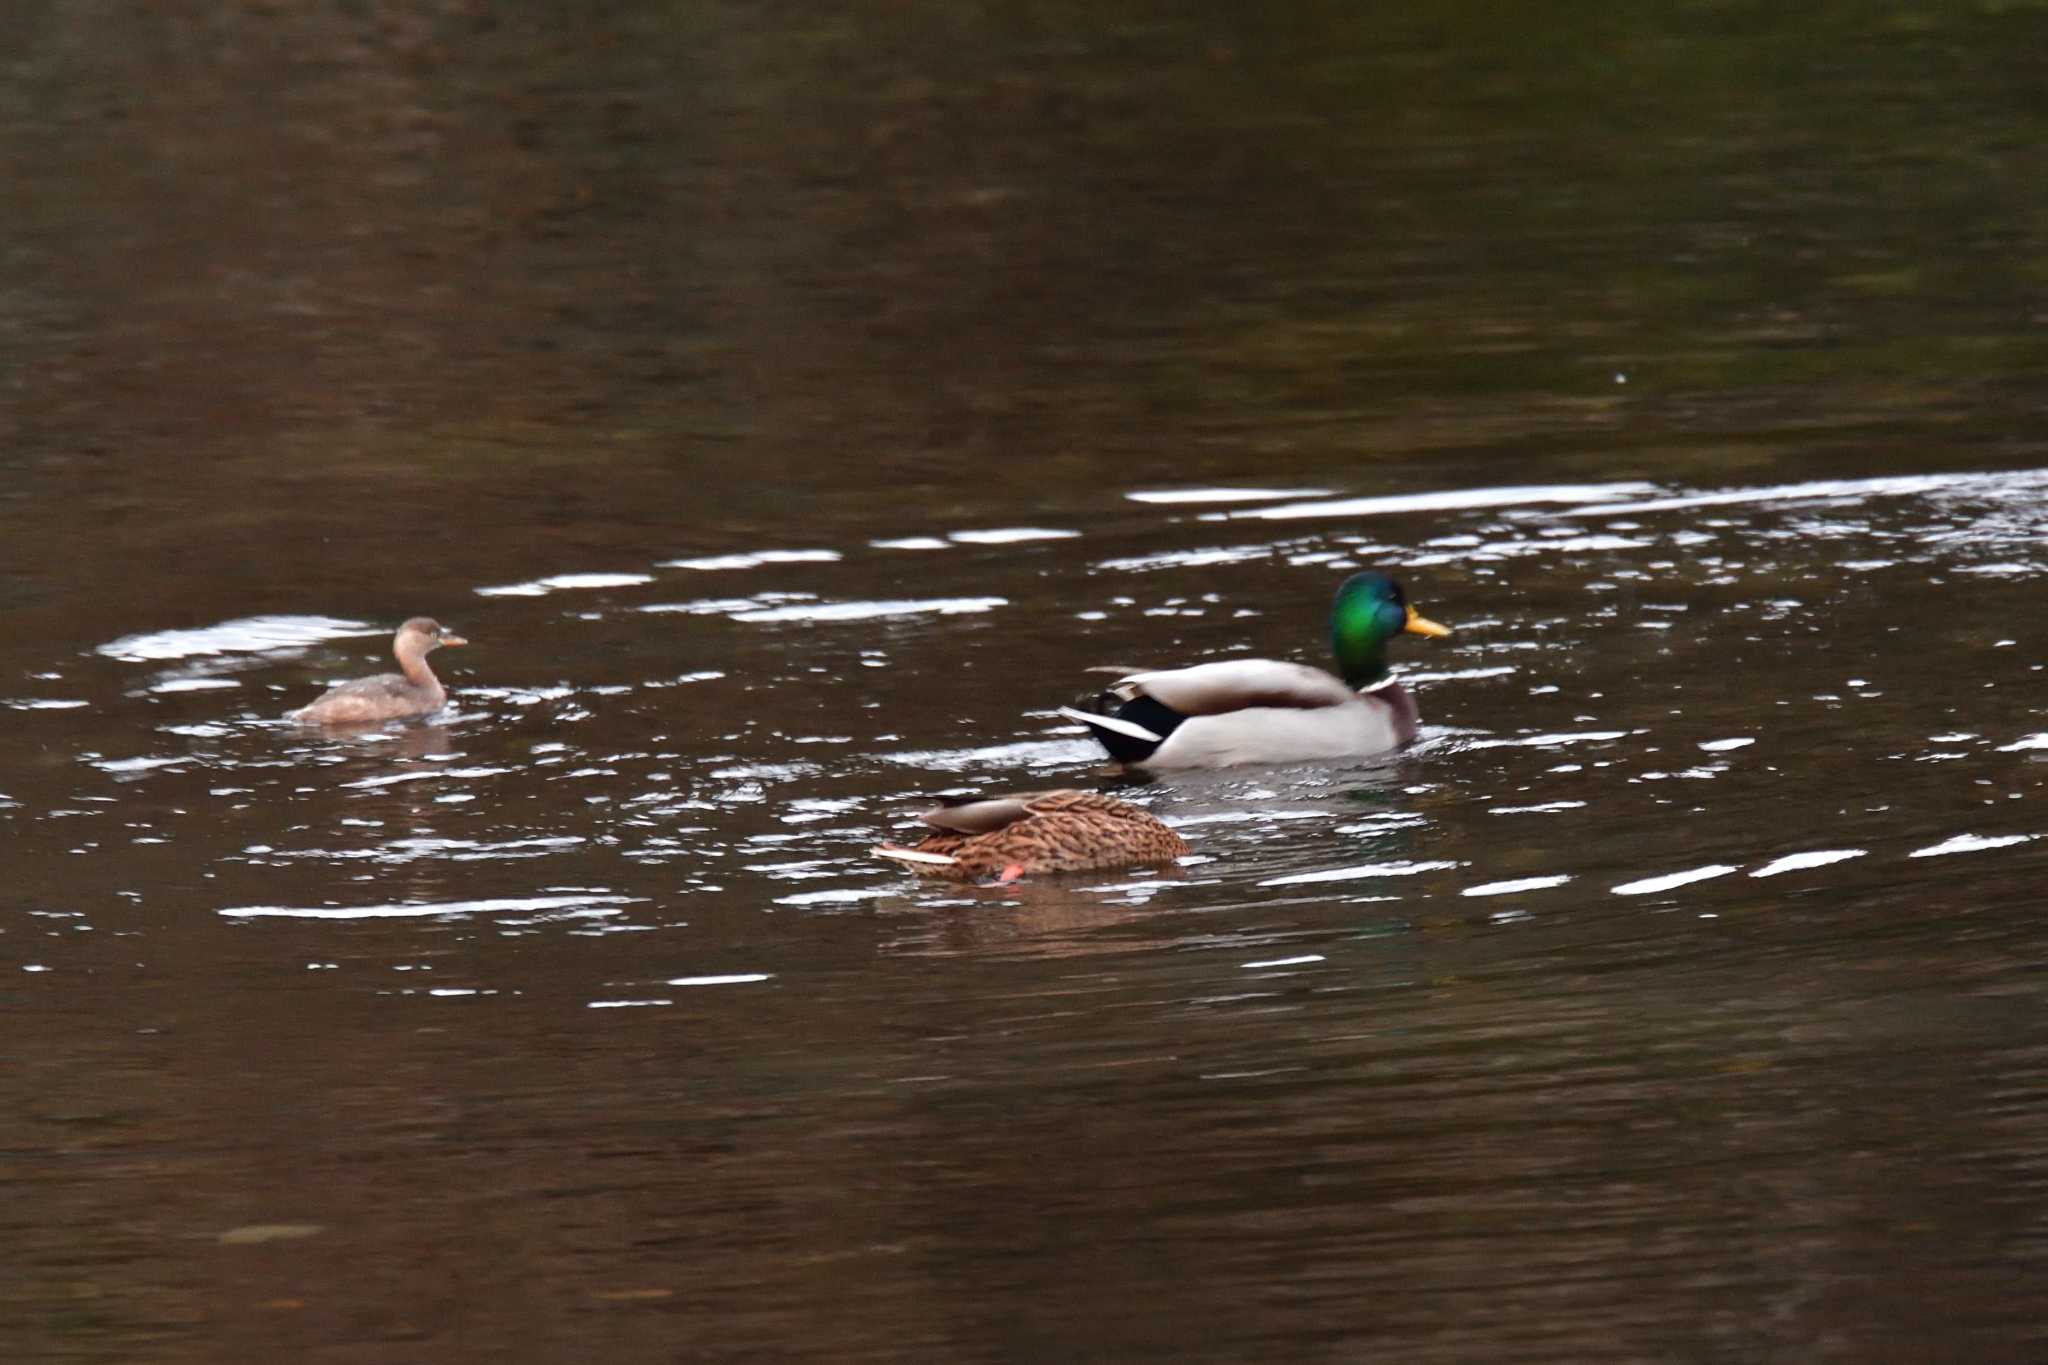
1329,571,1451,688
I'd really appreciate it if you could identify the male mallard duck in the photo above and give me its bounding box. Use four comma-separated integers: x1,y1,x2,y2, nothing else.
873,790,1190,882
1058,571,1450,769
290,617,468,725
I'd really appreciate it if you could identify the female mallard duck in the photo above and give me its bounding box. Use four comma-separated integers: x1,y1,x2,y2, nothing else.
1058,571,1450,769
873,790,1190,882
290,617,468,726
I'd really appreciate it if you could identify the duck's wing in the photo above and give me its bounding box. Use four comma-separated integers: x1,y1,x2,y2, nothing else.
883,792,1186,878
307,672,411,704
291,671,429,724
1115,660,1357,714
919,790,1077,835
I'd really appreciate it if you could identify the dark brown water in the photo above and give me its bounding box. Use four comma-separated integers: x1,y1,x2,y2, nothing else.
6,3,2048,1362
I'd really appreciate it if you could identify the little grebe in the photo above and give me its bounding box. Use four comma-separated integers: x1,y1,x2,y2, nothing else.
291,617,467,726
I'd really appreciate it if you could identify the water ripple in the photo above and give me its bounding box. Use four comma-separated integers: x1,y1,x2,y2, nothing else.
220,893,642,920
99,615,374,662
1215,481,1660,521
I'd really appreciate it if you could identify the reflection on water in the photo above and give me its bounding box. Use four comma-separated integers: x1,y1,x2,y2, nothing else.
219,893,639,922
8,1,2048,1360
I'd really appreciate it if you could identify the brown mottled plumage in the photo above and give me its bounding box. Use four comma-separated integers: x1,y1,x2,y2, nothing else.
290,617,467,726
873,790,1190,882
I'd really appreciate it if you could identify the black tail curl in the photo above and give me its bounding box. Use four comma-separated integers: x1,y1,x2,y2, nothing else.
1066,688,1184,765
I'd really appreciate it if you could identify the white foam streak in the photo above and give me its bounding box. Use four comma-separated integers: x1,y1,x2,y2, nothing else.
661,550,841,570
149,678,242,693
222,894,638,920
775,888,892,906
1095,546,1275,572
1127,487,1333,505
878,738,1095,771
1400,534,1651,567
1462,875,1573,897
1750,849,1866,878
476,572,652,596
1259,859,1459,887
1594,469,2048,516
731,596,1005,624
1404,665,1518,683
947,528,1080,545
1227,482,1658,521
639,596,800,616
1909,833,2038,859
100,615,375,662
1464,730,1629,750
341,766,511,789
1612,865,1738,896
